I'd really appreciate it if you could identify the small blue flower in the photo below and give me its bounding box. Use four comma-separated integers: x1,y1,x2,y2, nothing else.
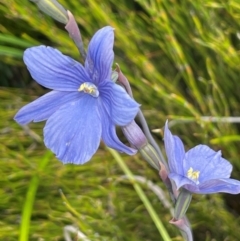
164,121,240,194
14,26,139,164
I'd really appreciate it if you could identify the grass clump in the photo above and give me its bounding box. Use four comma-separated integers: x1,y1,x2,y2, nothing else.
0,0,240,240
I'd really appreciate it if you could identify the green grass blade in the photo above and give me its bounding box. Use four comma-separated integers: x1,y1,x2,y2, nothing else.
108,148,172,241
19,151,53,241
0,34,34,48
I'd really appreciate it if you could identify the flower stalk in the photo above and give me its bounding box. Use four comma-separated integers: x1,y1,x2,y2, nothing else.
116,65,167,169
173,188,192,220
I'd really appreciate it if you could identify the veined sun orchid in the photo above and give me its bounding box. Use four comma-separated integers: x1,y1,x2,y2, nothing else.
14,26,139,164
164,121,240,194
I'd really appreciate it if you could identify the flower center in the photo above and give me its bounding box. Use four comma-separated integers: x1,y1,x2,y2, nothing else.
78,82,99,97
187,167,200,184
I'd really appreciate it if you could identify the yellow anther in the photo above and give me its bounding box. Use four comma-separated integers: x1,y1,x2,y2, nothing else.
78,82,99,97
187,167,200,183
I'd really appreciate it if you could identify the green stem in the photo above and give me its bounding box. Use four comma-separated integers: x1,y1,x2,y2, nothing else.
108,148,171,241
19,151,53,241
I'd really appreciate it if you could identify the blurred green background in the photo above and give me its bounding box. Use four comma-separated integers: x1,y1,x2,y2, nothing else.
1,0,240,240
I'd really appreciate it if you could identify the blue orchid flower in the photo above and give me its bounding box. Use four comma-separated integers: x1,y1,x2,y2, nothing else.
164,121,240,194
14,26,139,164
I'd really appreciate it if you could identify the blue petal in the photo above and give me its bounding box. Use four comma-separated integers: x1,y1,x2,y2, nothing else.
24,46,90,91
168,173,196,190
99,81,139,126
164,121,185,174
184,145,232,182
85,26,114,84
14,91,82,125
98,101,137,155
44,95,101,164
196,178,240,194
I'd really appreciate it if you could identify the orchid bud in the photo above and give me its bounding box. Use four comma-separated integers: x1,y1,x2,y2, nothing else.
30,0,68,24
139,143,161,171
122,121,161,170
122,120,147,150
